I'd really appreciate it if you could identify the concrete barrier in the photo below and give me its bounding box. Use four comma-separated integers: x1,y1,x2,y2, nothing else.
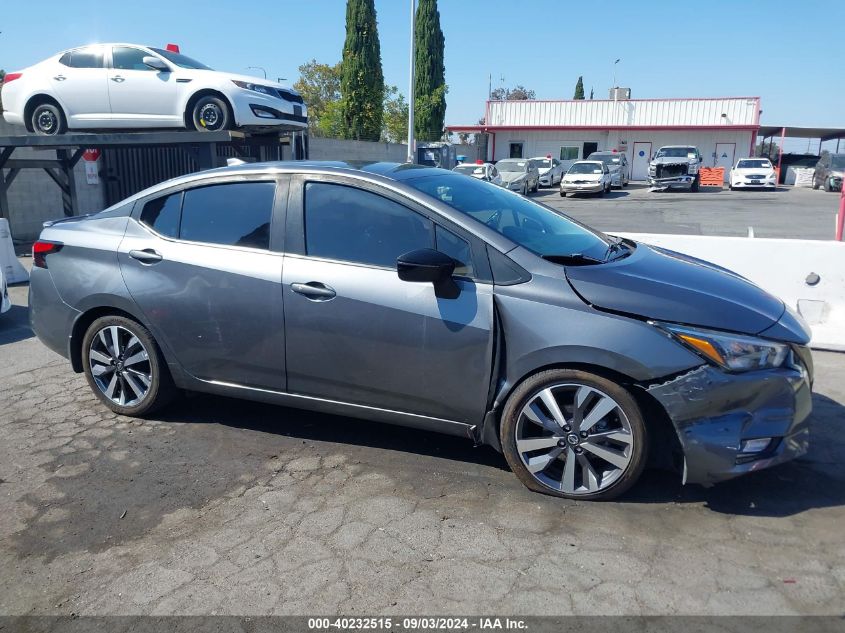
0,219,28,284
616,232,845,352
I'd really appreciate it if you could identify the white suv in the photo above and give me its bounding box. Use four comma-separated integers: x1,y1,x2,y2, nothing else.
1,44,307,135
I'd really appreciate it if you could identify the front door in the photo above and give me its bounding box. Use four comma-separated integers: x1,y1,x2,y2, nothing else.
50,45,111,125
715,143,736,181
283,179,495,424
107,46,181,125
118,178,286,390
631,142,652,180
583,142,599,159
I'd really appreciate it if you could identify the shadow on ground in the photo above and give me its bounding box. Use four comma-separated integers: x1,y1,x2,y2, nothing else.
0,304,34,345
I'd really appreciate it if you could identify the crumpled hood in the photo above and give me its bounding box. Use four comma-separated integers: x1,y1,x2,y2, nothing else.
650,156,695,166
564,242,793,337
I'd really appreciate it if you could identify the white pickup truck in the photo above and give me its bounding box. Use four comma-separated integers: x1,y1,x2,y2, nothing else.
648,146,703,191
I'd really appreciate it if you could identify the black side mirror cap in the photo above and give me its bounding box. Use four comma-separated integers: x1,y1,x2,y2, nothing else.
397,248,459,298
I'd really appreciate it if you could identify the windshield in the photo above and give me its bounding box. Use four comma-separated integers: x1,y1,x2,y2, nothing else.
568,163,603,175
530,159,551,169
454,165,484,175
832,156,845,170
588,153,621,165
737,159,772,169
656,147,697,158
406,174,609,259
497,160,527,173
151,48,213,70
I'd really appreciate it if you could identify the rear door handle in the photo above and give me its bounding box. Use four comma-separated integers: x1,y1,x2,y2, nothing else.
291,282,336,301
129,249,163,264
111,75,125,83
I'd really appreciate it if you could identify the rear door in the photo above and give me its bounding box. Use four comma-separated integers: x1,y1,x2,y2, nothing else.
282,176,495,424
118,176,287,390
51,46,110,124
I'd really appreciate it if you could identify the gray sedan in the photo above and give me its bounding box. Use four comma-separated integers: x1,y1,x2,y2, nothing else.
29,161,813,500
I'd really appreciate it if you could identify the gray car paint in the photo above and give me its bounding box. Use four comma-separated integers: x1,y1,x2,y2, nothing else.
28,161,814,486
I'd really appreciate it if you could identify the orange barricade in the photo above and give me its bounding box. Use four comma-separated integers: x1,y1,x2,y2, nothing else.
699,167,725,187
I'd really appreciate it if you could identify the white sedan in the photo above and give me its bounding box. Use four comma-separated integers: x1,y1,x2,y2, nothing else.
1,44,307,135
530,156,565,187
729,158,777,190
452,162,503,187
559,161,613,197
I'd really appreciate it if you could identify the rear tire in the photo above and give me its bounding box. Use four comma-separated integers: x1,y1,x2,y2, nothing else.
500,368,648,501
82,315,177,417
30,101,67,136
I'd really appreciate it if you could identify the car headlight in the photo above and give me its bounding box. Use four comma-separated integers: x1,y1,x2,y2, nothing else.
232,80,275,96
653,322,789,372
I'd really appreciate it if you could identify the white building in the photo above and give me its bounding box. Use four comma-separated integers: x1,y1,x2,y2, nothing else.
448,96,761,182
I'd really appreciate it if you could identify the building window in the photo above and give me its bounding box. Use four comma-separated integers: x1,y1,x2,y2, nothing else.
509,143,524,159
559,146,579,161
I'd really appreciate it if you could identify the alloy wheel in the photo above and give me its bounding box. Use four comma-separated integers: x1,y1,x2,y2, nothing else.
514,383,634,495
88,325,152,407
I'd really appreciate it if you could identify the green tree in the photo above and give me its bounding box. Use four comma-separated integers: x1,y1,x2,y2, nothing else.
339,0,384,141
490,85,535,101
382,85,409,144
293,59,341,135
574,76,585,100
414,0,446,141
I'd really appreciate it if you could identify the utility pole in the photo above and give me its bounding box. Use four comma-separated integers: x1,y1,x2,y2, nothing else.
407,0,417,163
247,66,267,79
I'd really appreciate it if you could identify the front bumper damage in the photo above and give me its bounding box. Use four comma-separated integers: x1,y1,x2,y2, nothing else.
648,175,695,190
644,355,813,485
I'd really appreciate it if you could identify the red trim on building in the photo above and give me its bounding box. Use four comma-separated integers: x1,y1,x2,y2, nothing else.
447,124,759,133
484,96,761,106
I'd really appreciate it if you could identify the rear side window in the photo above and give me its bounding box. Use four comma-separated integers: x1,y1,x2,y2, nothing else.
304,182,433,268
59,47,104,69
180,182,275,249
140,192,181,238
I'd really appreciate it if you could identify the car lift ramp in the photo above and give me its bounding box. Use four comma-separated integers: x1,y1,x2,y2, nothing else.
0,129,308,220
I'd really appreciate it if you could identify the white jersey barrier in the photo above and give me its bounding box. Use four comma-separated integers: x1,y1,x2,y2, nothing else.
616,233,845,352
0,219,28,284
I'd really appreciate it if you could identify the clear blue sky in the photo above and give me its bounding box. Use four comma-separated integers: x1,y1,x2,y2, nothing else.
2,0,843,150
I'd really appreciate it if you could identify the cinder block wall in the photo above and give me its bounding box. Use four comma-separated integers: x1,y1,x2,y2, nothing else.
0,119,106,242
308,137,408,163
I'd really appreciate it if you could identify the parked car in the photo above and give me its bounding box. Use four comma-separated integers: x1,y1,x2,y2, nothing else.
529,157,565,188
0,267,9,315
812,153,845,192
453,162,503,187
648,146,703,191
496,159,540,195
29,162,813,501
729,158,777,190
587,151,630,188
1,44,307,135
559,160,612,197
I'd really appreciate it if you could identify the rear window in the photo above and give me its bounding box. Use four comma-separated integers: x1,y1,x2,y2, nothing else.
140,192,181,238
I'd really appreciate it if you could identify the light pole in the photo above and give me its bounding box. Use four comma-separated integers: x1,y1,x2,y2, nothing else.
407,0,417,163
247,66,267,79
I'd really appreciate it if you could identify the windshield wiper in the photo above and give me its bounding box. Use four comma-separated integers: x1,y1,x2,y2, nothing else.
604,236,631,261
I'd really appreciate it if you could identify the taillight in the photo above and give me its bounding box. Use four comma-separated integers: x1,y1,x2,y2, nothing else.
2,72,22,84
33,240,63,269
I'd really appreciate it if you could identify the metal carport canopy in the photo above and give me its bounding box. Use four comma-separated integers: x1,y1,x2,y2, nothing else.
758,126,845,141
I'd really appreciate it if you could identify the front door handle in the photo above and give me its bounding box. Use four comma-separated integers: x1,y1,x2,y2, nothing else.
111,75,125,83
53,75,66,81
129,249,163,264
291,282,336,301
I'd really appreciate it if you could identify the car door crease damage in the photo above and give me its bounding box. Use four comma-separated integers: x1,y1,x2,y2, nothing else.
29,161,814,500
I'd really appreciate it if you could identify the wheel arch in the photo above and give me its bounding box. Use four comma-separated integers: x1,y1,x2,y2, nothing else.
183,89,235,129
23,93,64,133
480,359,684,478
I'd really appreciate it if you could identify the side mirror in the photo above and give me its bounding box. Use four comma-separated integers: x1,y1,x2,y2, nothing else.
143,56,170,72
397,249,459,298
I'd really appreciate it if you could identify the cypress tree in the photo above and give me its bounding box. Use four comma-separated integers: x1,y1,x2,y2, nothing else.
414,0,447,141
339,0,384,141
574,76,585,100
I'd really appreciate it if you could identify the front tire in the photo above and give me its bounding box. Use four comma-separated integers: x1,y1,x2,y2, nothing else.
559,190,566,197
190,95,231,132
690,175,700,192
30,102,67,136
82,315,176,417
501,369,648,500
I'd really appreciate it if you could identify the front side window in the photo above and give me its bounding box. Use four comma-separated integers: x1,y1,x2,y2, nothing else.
60,47,104,69
112,47,156,71
180,182,275,249
407,174,609,260
436,225,474,277
304,183,433,268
